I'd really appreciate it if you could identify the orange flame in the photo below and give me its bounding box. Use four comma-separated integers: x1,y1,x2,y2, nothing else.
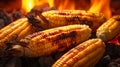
57,0,75,10
33,0,54,7
22,0,112,19
22,0,54,13
22,0,34,14
89,0,111,19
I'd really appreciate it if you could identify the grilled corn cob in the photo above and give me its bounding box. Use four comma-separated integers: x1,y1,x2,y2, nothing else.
97,15,120,42
52,38,105,67
0,18,35,54
7,24,91,57
30,10,106,31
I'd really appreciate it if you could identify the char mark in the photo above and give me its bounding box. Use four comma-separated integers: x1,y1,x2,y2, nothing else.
55,30,76,41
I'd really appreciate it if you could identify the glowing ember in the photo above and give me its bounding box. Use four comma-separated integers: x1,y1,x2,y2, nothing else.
89,0,111,19
108,33,120,45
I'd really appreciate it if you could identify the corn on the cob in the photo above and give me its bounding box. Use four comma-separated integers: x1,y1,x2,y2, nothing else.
52,38,105,67
96,15,120,42
0,18,35,54
32,10,106,31
7,24,91,57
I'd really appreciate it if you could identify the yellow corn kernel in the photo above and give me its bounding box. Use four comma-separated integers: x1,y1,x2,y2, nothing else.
97,15,120,42
7,24,91,57
52,38,105,67
0,18,35,53
28,10,106,31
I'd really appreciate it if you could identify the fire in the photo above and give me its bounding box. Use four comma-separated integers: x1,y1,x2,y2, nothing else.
57,0,75,10
33,0,54,7
21,0,54,14
21,0,112,18
89,0,111,19
21,0,87,13
22,0,34,13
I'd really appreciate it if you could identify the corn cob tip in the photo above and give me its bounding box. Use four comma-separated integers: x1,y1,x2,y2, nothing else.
97,30,109,42
6,45,24,57
112,15,120,21
97,15,120,42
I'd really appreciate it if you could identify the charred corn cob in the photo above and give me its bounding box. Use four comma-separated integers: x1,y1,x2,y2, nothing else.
52,38,105,67
7,24,91,57
0,18,35,53
30,10,106,31
97,15,120,42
